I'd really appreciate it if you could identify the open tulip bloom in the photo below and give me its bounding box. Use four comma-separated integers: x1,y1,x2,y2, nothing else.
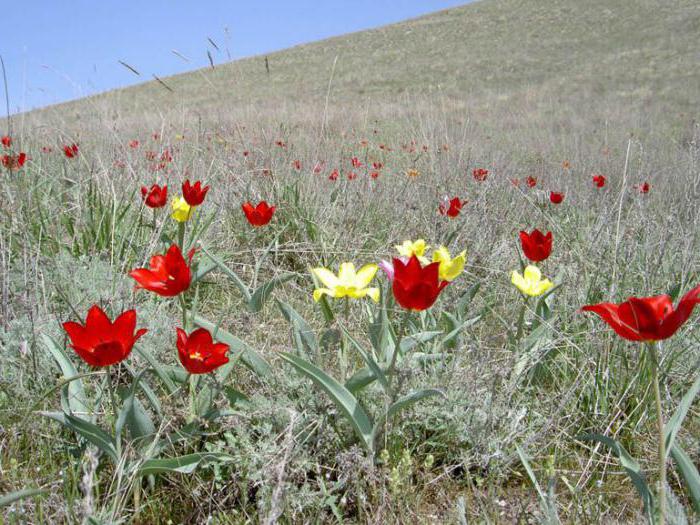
130,244,193,297
312,262,380,302
242,200,276,227
182,179,210,206
511,265,553,297
171,196,194,222
63,305,147,367
519,229,552,262
141,184,168,208
395,239,430,264
431,246,466,282
392,255,448,311
177,327,230,374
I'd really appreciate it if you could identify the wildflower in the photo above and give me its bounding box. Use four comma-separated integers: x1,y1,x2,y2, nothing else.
392,256,448,311
63,144,79,158
407,168,420,178
519,229,552,262
511,265,553,297
182,180,209,206
395,239,429,263
637,182,650,194
1,136,11,147
526,176,537,188
241,201,275,227
592,174,606,188
62,305,147,367
1,152,26,171
129,140,140,148
141,184,168,208
177,327,230,374
550,191,564,204
472,168,488,181
432,246,466,282
438,197,463,218
171,197,194,222
311,262,380,303
129,244,193,297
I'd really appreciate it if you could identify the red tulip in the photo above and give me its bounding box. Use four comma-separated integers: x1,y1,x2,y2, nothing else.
519,229,552,262
439,197,464,218
329,169,339,181
292,159,302,171
370,171,380,179
182,180,209,206
129,140,140,149
129,244,193,297
62,305,147,367
637,182,650,194
242,200,275,227
351,156,363,168
472,168,488,181
63,144,79,158
582,285,700,341
177,327,230,374
2,152,26,170
526,176,537,188
141,184,168,208
592,174,606,188
392,255,448,311
550,191,564,204
1,136,11,148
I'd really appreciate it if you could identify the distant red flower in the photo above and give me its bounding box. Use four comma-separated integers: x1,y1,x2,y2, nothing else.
329,169,339,181
1,136,11,148
582,285,700,341
275,140,287,148
313,162,325,174
160,149,172,163
519,229,552,262
347,171,357,180
592,174,606,188
62,305,147,367
370,171,380,179
473,168,488,181
42,146,53,153
392,255,448,311
141,184,168,208
182,180,209,206
242,150,249,157
2,152,26,171
510,178,520,187
439,197,464,218
351,156,363,168
292,159,302,171
242,200,275,227
372,161,383,170
550,191,564,204
152,132,160,141
526,176,537,188
129,244,193,297
129,140,140,149
177,327,230,374
636,182,650,194
63,144,79,158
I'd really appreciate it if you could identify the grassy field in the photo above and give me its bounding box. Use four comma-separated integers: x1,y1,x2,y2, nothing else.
2,0,700,523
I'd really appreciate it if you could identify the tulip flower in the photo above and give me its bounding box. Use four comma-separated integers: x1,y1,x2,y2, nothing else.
472,168,488,181
526,176,537,188
395,239,429,262
62,305,147,367
392,255,448,311
129,244,193,297
519,229,552,262
581,285,700,342
511,265,553,297
182,180,209,206
141,184,168,208
177,327,230,374
592,174,606,188
432,246,466,282
550,191,564,204
1,136,11,148
242,201,275,227
311,262,380,302
406,168,420,178
63,144,79,158
129,140,140,148
637,182,650,194
1,152,26,171
171,196,194,222
438,197,463,218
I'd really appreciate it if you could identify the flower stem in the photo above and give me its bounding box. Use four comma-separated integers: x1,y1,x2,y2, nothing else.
105,368,118,431
647,342,666,525
387,311,409,400
515,297,529,342
177,221,185,250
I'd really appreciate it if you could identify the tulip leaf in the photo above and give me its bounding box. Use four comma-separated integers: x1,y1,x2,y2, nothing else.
345,367,377,393
276,299,318,355
248,273,294,313
670,444,700,513
664,371,700,453
42,334,90,419
440,315,481,349
341,327,389,390
457,282,481,317
116,370,155,445
579,433,654,519
42,412,119,463
137,453,232,476
200,246,252,302
133,345,177,394
280,352,374,453
372,388,445,443
516,445,561,524
0,488,49,508
191,260,218,284
192,314,271,379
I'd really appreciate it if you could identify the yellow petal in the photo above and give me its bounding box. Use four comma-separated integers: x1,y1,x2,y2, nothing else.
523,265,542,282
311,267,340,289
313,288,335,302
337,262,357,285
354,264,378,288
511,270,526,292
366,287,380,303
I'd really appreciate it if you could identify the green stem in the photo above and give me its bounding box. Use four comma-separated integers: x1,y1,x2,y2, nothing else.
647,342,666,525
177,221,186,250
105,368,118,431
515,297,529,342
187,373,196,423
387,311,409,400
178,294,189,330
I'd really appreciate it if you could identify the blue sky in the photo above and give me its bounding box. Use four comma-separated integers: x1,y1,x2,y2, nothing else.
1,1,469,113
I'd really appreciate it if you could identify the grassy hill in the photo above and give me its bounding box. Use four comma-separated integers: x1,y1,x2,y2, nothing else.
20,0,700,131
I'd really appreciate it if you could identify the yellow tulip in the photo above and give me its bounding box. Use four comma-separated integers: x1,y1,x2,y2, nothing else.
432,246,466,282
407,168,420,178
511,265,553,297
395,239,430,263
171,196,194,223
311,263,380,302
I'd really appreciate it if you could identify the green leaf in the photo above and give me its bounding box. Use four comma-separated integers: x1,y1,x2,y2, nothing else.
341,327,389,391
440,315,481,349
0,488,49,508
276,299,318,355
579,433,654,518
248,273,294,313
200,246,252,302
664,371,700,452
191,260,217,284
134,345,177,394
516,445,561,525
116,371,155,445
457,282,481,317
137,453,232,476
42,412,118,463
670,444,700,513
193,314,271,379
372,388,445,443
345,367,377,393
280,352,374,453
42,334,90,418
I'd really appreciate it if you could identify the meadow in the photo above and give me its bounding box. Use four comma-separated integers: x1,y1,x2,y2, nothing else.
2,1,700,523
